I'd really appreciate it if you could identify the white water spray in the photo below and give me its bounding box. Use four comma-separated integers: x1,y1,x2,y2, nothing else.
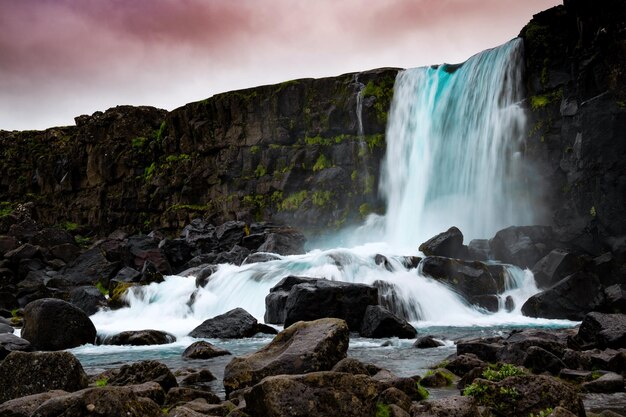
381,39,534,246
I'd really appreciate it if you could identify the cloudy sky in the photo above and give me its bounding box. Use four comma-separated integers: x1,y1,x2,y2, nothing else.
1,0,560,131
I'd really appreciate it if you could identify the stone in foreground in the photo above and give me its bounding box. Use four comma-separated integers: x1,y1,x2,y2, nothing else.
189,307,262,339
223,318,349,395
359,305,416,339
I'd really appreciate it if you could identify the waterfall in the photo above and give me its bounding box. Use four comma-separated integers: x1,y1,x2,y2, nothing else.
381,39,534,247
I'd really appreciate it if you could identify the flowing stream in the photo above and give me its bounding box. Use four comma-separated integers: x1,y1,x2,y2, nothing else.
74,38,575,389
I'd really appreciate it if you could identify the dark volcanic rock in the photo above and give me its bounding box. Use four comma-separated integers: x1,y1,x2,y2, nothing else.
59,248,120,286
164,387,220,407
411,396,480,417
581,372,625,393
223,318,349,395
0,390,68,417
489,225,554,268
256,228,307,255
522,271,606,320
359,305,416,339
419,226,465,258
531,249,587,289
182,341,231,359
100,330,176,346
30,228,76,248
21,298,97,350
420,256,502,300
68,285,107,315
264,276,320,324
0,333,33,360
523,345,566,375
189,307,260,339
413,335,444,349
283,279,378,329
569,312,626,350
108,360,178,392
0,351,88,403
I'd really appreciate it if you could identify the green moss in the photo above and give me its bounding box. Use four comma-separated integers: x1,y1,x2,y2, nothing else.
95,282,109,296
165,154,190,164
375,402,391,417
0,202,14,218
280,191,308,211
250,145,261,154
270,191,284,205
60,221,79,232
362,76,395,123
143,162,157,182
75,235,92,248
313,154,332,172
482,364,525,381
167,203,207,213
358,203,372,218
590,205,597,218
10,308,20,318
351,170,358,182
95,377,108,387
530,89,562,111
131,136,148,149
365,134,385,151
254,164,267,177
364,175,376,194
416,383,429,400
312,191,333,207
154,121,167,143
530,408,554,417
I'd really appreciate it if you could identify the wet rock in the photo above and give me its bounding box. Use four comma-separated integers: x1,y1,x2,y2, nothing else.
164,387,220,407
111,266,141,284
223,318,349,395
49,243,81,263
470,294,499,312
569,312,626,350
158,238,192,271
0,333,33,360
0,235,18,257
127,235,171,274
59,248,120,286
445,353,485,376
414,335,444,349
559,368,594,383
30,228,76,248
379,387,412,412
139,260,164,284
582,372,625,393
523,345,566,374
0,323,13,334
4,243,42,262
0,351,88,403
456,337,504,362
531,249,587,289
282,279,378,329
215,220,246,251
29,386,163,417
264,276,321,324
331,357,371,375
182,341,231,359
244,371,382,417
374,254,394,271
522,271,606,320
213,244,250,266
100,329,176,346
21,298,97,350
410,396,480,417
468,239,491,261
489,225,554,268
108,360,178,392
359,305,416,339
256,227,306,256
419,226,465,258
193,264,217,288
0,390,68,417
181,219,218,254
68,285,107,315
420,368,454,388
498,329,568,366
371,280,414,320
604,284,626,313
421,256,502,300
242,252,281,265
189,307,262,339
179,369,216,387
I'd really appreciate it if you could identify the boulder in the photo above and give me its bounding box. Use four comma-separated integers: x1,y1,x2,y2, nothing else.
420,368,454,388
111,266,141,284
419,226,465,258
0,390,68,417
139,260,164,285
189,307,262,339
4,243,42,262
568,312,626,350
523,346,566,375
489,225,554,268
581,372,625,393
181,219,218,254
359,305,416,339
29,386,162,417
264,276,320,324
0,235,18,257
0,351,88,403
215,220,246,251
371,280,413,320
531,249,587,289
331,357,371,375
522,271,606,320
182,341,231,359
49,243,81,264
158,238,192,271
68,285,107,315
410,396,480,417
0,333,33,360
30,228,76,248
456,337,504,362
59,248,120,286
421,256,502,300
107,360,178,392
242,252,281,265
127,235,171,274
100,330,176,346
378,387,412,413
256,228,306,255
604,284,626,313
179,369,216,387
164,387,220,407
445,353,485,377
498,329,568,366
223,318,349,395
244,372,382,417
213,245,250,266
0,323,12,334
463,374,585,416
468,239,491,261
21,298,97,350
414,335,444,349
282,279,378,329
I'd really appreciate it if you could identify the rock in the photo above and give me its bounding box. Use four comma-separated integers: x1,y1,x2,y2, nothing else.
60,248,120,286
182,341,231,359
282,279,378,329
371,369,426,401
0,323,13,334
256,228,306,255
359,305,416,339
125,381,166,406
420,256,502,301
559,368,594,383
213,245,250,266
244,372,382,417
223,318,349,395
470,294,499,312
378,387,412,413
164,387,220,407
49,243,81,263
179,369,216,387
108,360,178,392
139,260,164,284
158,238,192,270
371,280,413,320
0,333,33,359
127,235,171,274
165,406,207,417
242,252,281,265
604,284,626,313
193,264,217,288
489,225,554,268
0,235,18,257
179,399,235,416
414,335,444,349
569,312,626,350
498,329,568,366
215,220,246,251
111,266,141,283
456,337,504,362
522,271,606,320
21,298,97,350
331,357,371,375
0,351,88,403
29,386,163,417
468,239,491,261
531,249,587,289
4,243,42,262
0,390,68,417
189,307,261,339
582,372,625,393
410,396,480,417
100,330,176,346
420,368,454,388
419,226,465,258
465,374,585,416
445,353,485,376
264,276,320,324
68,285,107,315
181,219,218,254
30,228,76,248
523,346,566,375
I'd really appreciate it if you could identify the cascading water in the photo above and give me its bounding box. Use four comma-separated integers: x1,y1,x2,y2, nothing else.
84,39,572,369
381,38,534,247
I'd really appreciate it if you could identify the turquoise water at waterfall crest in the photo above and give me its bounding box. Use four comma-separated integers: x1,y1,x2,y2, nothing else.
75,39,574,382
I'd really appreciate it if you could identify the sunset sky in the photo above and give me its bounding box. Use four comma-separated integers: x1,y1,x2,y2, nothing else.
1,0,561,131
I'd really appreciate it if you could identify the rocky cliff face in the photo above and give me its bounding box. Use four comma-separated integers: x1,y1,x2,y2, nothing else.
0,69,397,236
520,0,626,255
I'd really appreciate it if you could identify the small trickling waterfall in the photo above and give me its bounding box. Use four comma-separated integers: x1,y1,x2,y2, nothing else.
381,39,534,247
